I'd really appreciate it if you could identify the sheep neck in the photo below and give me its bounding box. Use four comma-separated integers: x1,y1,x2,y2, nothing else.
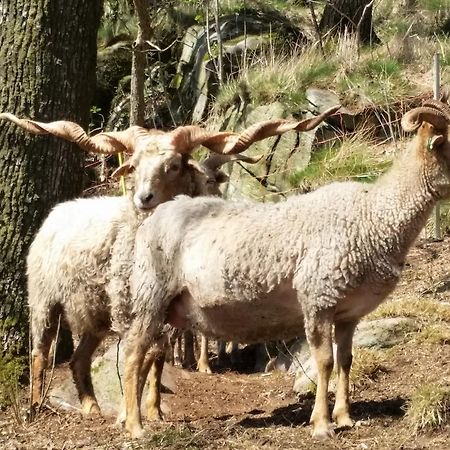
368,143,448,260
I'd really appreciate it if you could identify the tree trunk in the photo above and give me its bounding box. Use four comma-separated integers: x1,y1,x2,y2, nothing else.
131,0,153,126
319,0,379,45
0,0,103,354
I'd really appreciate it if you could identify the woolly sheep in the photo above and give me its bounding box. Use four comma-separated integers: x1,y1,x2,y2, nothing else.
0,113,259,413
0,106,339,417
118,101,450,438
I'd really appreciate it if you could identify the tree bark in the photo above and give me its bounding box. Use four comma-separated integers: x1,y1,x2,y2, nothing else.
0,0,103,353
131,0,153,126
320,0,379,45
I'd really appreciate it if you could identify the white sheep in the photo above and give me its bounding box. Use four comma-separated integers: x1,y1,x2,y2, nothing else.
0,113,260,413
0,106,339,418
118,102,450,439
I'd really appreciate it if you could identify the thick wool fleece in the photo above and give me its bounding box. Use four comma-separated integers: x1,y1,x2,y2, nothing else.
127,123,450,344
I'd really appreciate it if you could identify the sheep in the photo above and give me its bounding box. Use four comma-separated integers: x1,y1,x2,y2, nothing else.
0,112,260,413
117,101,450,439
0,105,338,418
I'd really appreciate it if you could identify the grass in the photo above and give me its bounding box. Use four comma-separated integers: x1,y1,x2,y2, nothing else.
288,137,392,191
350,348,388,388
139,425,205,450
368,297,450,323
216,45,337,113
419,0,450,12
0,353,26,409
413,323,450,345
405,382,450,432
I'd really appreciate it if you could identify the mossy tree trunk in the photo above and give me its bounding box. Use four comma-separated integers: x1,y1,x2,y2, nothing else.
319,0,380,45
0,0,103,354
131,0,153,126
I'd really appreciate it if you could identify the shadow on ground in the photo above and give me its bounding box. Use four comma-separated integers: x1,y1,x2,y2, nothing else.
236,396,406,429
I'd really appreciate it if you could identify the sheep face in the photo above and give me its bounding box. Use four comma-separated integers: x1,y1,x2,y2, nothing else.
131,150,193,210
417,122,450,198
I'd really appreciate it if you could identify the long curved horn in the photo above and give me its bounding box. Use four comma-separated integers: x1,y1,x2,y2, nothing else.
168,125,236,154
168,105,340,155
422,97,450,121
401,107,449,132
221,105,341,155
0,112,156,154
202,153,263,171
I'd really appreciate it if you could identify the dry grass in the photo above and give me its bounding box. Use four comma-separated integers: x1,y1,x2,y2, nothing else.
405,382,450,432
368,297,450,323
350,348,388,388
413,323,450,345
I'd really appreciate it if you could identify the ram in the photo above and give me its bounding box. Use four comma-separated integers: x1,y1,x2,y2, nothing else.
0,105,338,418
0,113,257,413
119,101,450,438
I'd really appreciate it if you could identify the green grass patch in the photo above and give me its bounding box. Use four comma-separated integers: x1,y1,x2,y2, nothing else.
419,0,450,12
216,45,337,113
405,382,450,432
0,353,26,408
337,56,412,105
365,58,403,77
288,139,391,190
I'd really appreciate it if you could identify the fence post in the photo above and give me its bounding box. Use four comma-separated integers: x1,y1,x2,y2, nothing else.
432,53,442,240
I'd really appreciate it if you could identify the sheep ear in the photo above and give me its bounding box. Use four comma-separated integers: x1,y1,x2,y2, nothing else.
111,160,135,178
186,157,207,174
428,134,445,151
214,170,229,184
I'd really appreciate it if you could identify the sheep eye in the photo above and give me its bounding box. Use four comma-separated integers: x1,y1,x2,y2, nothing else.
168,164,180,172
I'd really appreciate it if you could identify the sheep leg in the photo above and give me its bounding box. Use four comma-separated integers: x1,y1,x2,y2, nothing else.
145,354,165,420
123,335,150,438
217,341,227,367
138,335,167,421
70,332,103,415
229,342,240,368
306,310,334,439
332,320,358,428
173,334,182,366
183,330,196,369
197,335,212,374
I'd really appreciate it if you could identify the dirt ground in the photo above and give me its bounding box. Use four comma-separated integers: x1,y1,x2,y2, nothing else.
1,236,450,450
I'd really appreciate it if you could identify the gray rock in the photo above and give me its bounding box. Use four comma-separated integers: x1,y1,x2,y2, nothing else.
224,102,318,202
49,340,183,416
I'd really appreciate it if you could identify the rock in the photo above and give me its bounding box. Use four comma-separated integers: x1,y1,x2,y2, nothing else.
49,340,186,416
173,13,307,123
282,317,419,394
223,102,321,202
352,318,419,349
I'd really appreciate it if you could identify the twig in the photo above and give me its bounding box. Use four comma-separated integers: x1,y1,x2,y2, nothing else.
277,341,317,388
116,337,123,395
38,314,61,411
144,38,179,53
308,1,324,57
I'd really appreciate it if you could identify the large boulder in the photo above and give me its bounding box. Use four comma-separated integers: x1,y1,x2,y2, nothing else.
49,340,184,416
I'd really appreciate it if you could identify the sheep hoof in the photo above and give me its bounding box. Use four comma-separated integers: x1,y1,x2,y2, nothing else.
126,422,145,439
147,407,164,421
197,363,212,374
81,400,101,415
311,424,335,440
333,413,354,429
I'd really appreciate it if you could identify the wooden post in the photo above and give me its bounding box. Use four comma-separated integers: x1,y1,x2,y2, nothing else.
432,53,442,240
